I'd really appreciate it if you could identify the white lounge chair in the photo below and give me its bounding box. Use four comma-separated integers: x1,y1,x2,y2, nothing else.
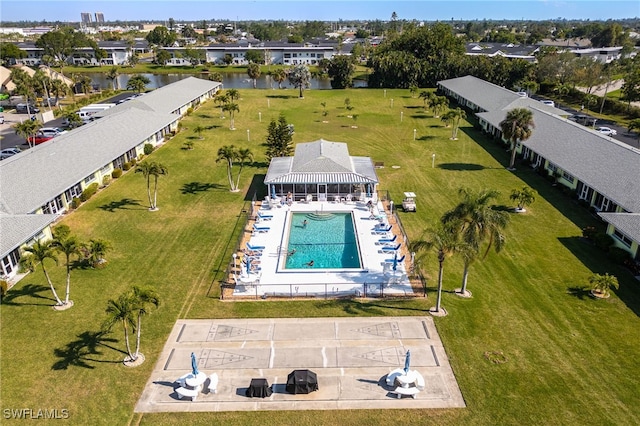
306,194,313,203
208,373,219,394
379,244,401,252
253,224,270,233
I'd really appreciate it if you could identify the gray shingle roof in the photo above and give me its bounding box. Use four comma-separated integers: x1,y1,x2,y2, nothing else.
0,108,177,215
265,139,378,185
0,213,57,258
477,107,640,213
598,213,640,242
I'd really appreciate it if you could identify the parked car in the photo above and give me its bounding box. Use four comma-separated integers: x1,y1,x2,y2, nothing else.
40,127,66,137
15,103,40,114
596,127,617,136
0,147,21,160
27,132,53,145
539,100,555,107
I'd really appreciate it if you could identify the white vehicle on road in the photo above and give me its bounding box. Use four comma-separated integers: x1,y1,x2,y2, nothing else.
596,127,617,136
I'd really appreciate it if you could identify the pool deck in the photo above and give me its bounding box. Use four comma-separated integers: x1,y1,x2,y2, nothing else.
231,199,414,298
134,316,466,413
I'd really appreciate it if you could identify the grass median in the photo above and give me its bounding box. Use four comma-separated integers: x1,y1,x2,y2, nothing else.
2,88,639,425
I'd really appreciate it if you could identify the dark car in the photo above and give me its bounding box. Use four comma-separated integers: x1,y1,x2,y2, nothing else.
16,103,40,114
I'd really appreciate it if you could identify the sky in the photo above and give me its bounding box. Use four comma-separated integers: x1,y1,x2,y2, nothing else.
1,0,638,23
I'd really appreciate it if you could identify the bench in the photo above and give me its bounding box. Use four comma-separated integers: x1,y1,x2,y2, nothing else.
392,386,420,399
386,371,403,387
176,385,201,401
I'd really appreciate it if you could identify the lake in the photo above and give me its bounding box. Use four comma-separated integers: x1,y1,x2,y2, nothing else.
85,72,368,91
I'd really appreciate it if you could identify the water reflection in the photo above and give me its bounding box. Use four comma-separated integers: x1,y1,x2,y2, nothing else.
86,72,367,90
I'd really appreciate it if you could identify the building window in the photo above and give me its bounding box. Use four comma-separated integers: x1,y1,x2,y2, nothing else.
100,164,111,175
547,162,558,173
64,183,82,203
84,173,96,185
613,229,632,248
561,171,574,183
42,195,64,214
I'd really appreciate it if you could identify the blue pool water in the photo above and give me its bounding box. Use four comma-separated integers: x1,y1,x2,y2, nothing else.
284,212,361,269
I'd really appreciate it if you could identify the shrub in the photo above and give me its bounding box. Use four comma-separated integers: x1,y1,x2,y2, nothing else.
79,183,99,202
1,279,8,301
111,168,122,178
123,161,131,171
186,107,194,116
593,232,614,251
71,197,81,209
582,226,597,240
143,143,154,155
608,247,631,264
102,175,111,187
130,158,137,166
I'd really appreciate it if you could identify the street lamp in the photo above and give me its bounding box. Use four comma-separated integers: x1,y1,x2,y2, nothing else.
384,89,387,98
267,99,270,108
247,129,250,141
400,111,403,122
259,112,262,122
432,153,436,168
413,129,417,141
390,98,394,108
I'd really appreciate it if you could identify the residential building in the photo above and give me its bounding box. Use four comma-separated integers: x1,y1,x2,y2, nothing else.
81,12,92,25
0,77,221,279
438,75,640,260
95,12,105,24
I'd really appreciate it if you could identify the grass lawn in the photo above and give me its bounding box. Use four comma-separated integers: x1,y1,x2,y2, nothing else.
2,88,640,425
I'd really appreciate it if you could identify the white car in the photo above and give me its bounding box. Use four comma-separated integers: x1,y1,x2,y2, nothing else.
596,127,617,136
0,147,22,160
40,127,66,137
540,100,555,107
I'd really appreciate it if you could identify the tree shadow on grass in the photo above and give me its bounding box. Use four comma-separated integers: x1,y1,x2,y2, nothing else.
98,198,143,212
416,135,437,141
197,113,215,119
438,163,485,171
180,182,224,194
405,105,423,109
52,330,124,370
1,283,55,306
410,114,430,119
566,286,592,300
266,94,296,99
205,124,221,130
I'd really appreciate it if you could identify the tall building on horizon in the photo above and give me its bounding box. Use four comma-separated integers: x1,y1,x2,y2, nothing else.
95,12,105,23
81,12,92,24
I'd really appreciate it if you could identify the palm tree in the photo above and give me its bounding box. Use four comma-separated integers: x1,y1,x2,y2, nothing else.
273,68,287,89
419,90,434,111
14,120,42,148
53,231,81,306
428,95,448,118
441,110,454,127
61,111,83,129
23,240,63,306
413,225,461,314
126,74,150,93
499,108,535,170
247,63,261,88
226,88,240,102
234,148,254,191
216,145,239,191
149,162,168,210
85,239,112,268
208,72,223,83
193,125,205,140
448,107,466,139
589,273,619,298
223,102,240,130
135,161,155,209
103,292,137,362
441,188,509,295
131,286,160,360
287,64,311,98
214,92,228,118
510,186,537,212
106,66,120,90
50,79,70,106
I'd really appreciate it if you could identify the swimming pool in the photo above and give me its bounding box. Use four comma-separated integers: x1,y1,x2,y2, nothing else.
283,212,362,269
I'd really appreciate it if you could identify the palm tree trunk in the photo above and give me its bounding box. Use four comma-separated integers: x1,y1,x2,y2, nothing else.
226,160,235,190
43,267,63,305
123,321,134,360
135,313,142,358
435,259,444,312
146,175,153,209
509,141,518,169
299,85,303,98
153,176,159,210
65,261,71,304
234,164,244,190
460,261,469,294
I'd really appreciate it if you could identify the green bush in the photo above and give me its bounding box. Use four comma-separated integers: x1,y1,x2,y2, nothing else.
111,168,122,179
123,161,131,171
593,232,614,252
143,144,154,155
71,197,81,209
102,175,111,187
130,158,137,166
608,247,631,264
79,183,99,202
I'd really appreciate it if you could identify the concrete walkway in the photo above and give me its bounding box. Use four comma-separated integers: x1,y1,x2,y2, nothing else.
135,317,465,412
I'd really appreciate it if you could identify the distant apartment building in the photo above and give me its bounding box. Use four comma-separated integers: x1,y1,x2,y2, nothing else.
81,12,92,24
95,12,105,23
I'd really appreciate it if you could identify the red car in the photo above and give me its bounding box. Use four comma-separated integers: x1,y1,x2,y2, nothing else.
28,133,54,145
